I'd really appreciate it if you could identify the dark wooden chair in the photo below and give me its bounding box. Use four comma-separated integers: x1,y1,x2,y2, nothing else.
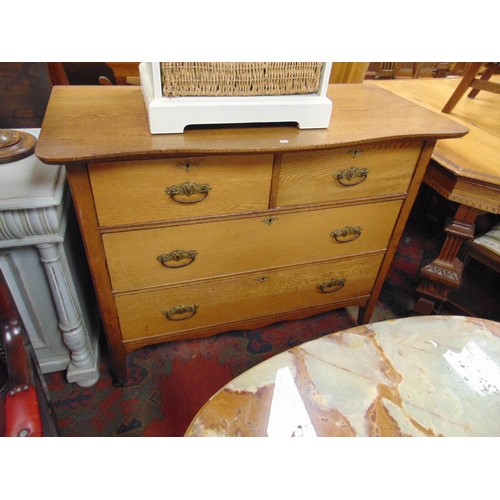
442,62,500,113
0,62,124,130
61,62,117,85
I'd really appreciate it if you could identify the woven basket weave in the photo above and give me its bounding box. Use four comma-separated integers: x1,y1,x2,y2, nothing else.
161,62,324,97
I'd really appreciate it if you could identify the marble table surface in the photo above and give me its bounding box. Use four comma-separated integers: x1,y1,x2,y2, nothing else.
185,316,500,437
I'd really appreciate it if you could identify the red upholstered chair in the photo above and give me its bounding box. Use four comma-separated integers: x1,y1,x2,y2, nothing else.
0,269,59,437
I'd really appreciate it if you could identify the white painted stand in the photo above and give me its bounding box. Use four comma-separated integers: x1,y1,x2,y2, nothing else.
140,62,333,134
0,129,100,387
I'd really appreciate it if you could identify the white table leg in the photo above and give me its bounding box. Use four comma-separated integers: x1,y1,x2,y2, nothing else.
36,242,99,387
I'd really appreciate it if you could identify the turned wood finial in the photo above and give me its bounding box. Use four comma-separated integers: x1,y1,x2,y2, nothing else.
0,129,37,164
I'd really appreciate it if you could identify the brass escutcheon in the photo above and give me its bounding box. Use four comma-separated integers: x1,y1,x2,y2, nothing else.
262,216,279,226
330,226,362,243
157,249,198,268
255,276,270,283
177,159,200,172
165,180,212,204
333,166,369,186
163,304,199,321
317,278,346,294
347,147,364,158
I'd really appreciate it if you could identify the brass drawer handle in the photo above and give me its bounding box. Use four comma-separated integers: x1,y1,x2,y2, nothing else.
157,249,198,268
165,180,212,204
163,304,199,321
317,278,346,294
333,166,369,186
330,226,362,243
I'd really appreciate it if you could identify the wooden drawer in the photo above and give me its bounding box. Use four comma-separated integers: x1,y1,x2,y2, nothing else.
276,141,422,206
88,154,274,226
103,199,402,291
116,253,384,342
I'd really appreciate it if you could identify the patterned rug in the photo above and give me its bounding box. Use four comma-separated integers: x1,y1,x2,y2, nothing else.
41,308,360,437
2,205,498,437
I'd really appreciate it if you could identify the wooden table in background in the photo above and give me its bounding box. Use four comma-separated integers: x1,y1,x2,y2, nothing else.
372,77,500,314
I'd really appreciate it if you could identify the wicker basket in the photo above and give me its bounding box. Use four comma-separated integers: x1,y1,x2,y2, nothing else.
161,62,325,97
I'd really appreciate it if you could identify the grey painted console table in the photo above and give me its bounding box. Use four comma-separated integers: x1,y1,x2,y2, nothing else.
0,129,99,387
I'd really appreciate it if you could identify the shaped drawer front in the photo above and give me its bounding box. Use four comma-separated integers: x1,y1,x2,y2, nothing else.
277,141,422,207
88,154,274,226
103,199,402,291
116,253,384,342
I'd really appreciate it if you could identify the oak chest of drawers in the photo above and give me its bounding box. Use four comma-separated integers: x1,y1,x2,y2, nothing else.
36,84,468,384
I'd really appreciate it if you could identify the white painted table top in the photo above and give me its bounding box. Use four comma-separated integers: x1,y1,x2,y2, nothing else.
186,316,500,437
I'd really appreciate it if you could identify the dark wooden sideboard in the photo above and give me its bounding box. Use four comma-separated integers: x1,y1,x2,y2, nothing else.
35,84,468,384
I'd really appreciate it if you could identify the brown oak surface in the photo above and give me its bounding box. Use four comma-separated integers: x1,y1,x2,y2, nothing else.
89,154,274,226
35,83,468,384
103,200,402,291
36,84,468,163
277,140,421,206
116,254,384,343
372,76,500,188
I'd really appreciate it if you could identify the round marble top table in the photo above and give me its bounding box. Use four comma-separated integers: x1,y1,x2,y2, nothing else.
185,316,500,437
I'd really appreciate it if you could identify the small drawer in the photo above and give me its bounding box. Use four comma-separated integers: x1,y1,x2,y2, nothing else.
103,200,402,292
88,154,274,226
116,253,384,342
276,141,422,207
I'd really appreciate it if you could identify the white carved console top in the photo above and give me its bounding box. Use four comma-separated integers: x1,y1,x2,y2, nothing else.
0,129,67,248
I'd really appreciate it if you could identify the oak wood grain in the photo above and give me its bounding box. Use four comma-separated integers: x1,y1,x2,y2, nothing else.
35,84,469,381
35,84,468,164
121,296,371,353
115,253,384,343
371,76,500,185
103,200,402,291
277,140,421,207
88,154,274,226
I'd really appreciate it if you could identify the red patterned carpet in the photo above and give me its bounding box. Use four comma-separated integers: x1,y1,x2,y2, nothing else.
38,208,421,437
2,199,498,437
42,307,358,437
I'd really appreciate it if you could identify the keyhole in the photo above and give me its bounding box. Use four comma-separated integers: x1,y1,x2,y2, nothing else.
347,147,364,158
262,217,279,226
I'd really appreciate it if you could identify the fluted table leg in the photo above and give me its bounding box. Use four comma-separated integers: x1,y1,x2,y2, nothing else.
36,243,99,387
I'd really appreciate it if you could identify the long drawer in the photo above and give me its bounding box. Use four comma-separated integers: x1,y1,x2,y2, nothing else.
116,253,384,342
103,199,402,291
88,154,274,226
276,141,422,207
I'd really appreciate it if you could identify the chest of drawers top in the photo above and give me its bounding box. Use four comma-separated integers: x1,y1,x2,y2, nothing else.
35,84,467,164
